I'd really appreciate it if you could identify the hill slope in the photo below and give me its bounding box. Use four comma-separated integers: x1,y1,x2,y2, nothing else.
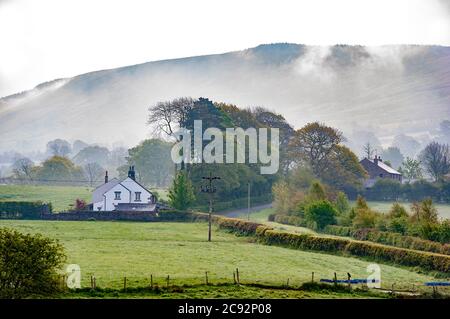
1,43,449,152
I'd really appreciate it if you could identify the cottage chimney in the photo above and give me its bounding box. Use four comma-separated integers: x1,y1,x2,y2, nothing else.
373,156,378,165
105,171,108,184
128,166,136,181
378,156,382,162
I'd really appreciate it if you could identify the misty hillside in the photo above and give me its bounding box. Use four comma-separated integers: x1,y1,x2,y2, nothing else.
1,43,449,153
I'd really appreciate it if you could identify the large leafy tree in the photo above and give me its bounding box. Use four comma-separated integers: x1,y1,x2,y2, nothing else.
34,156,83,182
46,139,71,157
119,139,175,187
289,123,366,193
320,145,367,193
168,171,196,210
289,122,344,175
72,146,110,167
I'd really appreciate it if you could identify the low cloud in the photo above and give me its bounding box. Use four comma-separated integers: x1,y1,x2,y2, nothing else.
438,0,450,14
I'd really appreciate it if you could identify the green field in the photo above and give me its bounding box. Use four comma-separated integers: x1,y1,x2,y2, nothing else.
0,184,169,212
0,185,92,211
0,220,441,296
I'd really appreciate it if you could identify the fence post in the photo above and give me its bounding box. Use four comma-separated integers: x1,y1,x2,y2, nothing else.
311,272,314,283
123,277,127,291
93,276,96,289
233,272,236,284
150,274,153,289
166,275,170,288
347,273,351,289
236,268,240,284
333,272,337,286
286,278,289,287
205,271,209,285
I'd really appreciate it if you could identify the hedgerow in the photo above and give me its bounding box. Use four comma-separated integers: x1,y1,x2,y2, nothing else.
210,215,450,274
323,225,450,256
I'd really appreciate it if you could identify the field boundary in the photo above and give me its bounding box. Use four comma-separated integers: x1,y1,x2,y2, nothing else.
210,215,450,274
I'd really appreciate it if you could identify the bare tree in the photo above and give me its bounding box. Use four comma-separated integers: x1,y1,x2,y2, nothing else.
83,162,104,187
363,142,375,159
147,97,195,140
12,157,34,181
419,142,450,181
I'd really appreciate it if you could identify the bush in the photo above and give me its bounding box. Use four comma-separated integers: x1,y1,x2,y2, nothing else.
0,227,66,298
304,200,337,230
0,201,52,220
352,208,378,229
388,216,409,234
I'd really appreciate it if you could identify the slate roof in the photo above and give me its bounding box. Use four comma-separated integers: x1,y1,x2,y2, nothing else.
92,178,120,203
376,160,402,175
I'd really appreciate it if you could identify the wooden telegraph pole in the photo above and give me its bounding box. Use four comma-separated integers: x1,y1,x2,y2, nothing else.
247,181,251,220
201,172,220,242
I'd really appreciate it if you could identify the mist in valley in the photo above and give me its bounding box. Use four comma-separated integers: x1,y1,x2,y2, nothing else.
0,43,449,163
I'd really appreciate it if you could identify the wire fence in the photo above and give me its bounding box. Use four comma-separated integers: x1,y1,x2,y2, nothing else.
58,268,450,297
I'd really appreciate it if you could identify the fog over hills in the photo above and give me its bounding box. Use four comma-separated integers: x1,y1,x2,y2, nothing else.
1,43,449,154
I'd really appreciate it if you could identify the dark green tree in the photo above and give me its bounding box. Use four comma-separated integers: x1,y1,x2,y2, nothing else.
168,171,196,210
304,200,337,230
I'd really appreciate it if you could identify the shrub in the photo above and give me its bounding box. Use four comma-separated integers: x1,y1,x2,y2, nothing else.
335,192,350,215
388,203,409,219
0,227,66,298
304,200,337,230
75,199,87,210
355,195,368,210
352,208,378,229
388,216,409,234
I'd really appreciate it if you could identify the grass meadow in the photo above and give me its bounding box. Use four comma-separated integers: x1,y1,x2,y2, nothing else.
0,219,442,295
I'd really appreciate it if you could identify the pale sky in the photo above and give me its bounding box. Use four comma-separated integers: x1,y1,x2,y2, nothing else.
0,0,449,97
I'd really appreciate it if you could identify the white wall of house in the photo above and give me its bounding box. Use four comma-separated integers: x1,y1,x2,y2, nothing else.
120,177,153,204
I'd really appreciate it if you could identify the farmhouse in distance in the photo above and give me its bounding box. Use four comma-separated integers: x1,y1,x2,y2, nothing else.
360,156,402,188
90,166,156,212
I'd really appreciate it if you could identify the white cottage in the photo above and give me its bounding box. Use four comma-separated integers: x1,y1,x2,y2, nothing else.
92,166,156,212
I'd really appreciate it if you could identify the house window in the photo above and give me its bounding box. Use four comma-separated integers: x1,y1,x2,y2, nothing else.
379,174,383,178
135,192,141,201
114,191,121,200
